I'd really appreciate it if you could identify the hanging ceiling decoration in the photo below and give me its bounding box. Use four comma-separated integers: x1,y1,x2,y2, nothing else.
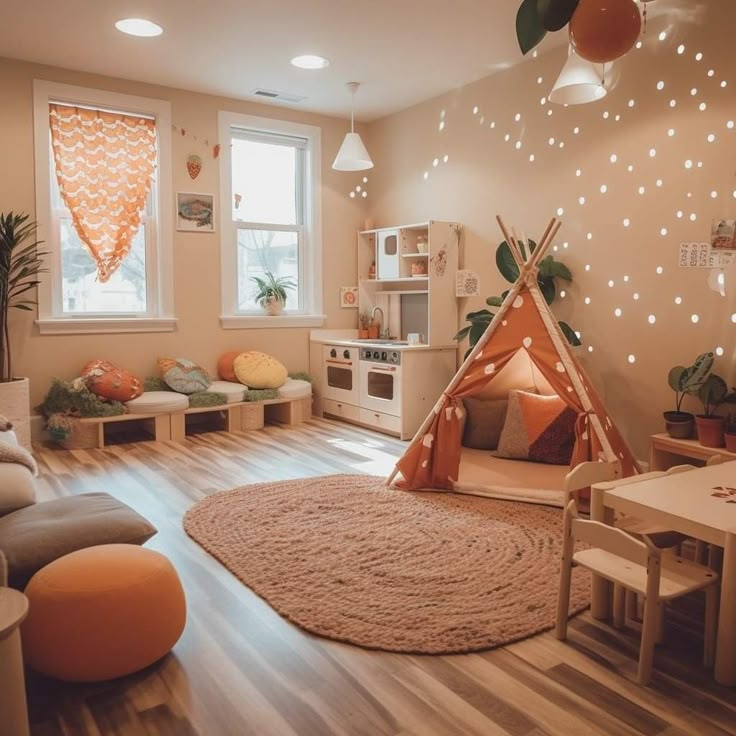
332,82,374,172
549,47,619,105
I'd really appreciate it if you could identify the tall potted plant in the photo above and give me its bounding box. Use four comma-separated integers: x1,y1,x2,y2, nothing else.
251,271,295,316
695,373,736,448
664,352,713,439
0,213,47,448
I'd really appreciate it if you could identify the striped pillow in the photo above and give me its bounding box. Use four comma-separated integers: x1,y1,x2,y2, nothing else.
495,390,577,465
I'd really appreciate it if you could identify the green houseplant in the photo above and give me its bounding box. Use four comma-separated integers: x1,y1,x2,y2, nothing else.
251,271,295,316
455,239,579,359
0,213,48,447
665,352,713,439
694,374,736,448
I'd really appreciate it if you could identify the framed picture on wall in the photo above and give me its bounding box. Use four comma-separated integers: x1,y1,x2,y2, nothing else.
176,192,215,232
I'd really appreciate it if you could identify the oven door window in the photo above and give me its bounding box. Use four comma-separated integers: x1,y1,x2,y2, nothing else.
327,365,353,392
366,370,394,401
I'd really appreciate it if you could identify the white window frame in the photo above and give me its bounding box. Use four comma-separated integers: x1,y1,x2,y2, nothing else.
33,80,176,335
218,111,324,329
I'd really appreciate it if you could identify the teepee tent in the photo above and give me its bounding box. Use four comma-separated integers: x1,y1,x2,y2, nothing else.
388,216,638,503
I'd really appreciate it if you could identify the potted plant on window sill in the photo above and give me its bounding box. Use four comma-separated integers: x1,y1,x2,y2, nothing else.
694,373,736,448
664,352,713,439
0,213,47,449
251,271,295,316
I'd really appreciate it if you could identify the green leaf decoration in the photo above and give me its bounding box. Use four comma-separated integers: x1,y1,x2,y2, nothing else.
516,0,548,55
538,255,555,278
486,295,503,307
469,321,488,346
537,0,579,32
466,308,494,320
539,277,556,305
496,242,520,283
559,321,581,346
550,261,572,281
454,325,472,342
501,289,510,301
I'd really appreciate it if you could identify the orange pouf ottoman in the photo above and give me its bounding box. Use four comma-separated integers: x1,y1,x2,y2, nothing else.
22,544,186,682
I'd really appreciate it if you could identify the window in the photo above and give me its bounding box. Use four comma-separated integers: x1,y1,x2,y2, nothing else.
219,112,323,328
33,81,174,334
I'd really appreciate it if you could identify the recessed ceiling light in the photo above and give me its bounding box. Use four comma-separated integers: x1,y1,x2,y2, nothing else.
290,55,330,70
115,18,163,37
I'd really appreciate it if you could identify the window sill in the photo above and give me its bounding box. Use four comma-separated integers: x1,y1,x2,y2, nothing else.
220,314,326,329
36,317,178,335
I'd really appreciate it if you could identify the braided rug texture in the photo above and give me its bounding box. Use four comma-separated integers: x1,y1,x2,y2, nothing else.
183,474,589,653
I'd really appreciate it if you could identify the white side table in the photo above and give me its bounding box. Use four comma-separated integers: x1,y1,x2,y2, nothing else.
0,587,30,736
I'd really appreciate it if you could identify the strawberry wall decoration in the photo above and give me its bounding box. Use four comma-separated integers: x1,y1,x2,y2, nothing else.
186,154,202,180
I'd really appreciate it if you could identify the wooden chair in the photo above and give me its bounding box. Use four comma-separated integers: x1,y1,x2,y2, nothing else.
556,499,720,685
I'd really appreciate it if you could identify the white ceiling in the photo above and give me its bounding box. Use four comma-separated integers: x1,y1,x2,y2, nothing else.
0,0,553,121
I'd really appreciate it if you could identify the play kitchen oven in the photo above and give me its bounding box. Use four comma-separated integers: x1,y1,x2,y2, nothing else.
322,345,358,404
359,347,401,416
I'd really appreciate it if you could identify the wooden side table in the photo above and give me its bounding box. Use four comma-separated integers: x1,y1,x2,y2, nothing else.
649,433,736,471
0,587,30,736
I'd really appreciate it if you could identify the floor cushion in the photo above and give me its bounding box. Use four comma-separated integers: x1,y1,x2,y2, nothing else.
82,359,143,402
278,378,312,400
233,351,287,389
207,381,246,404
496,389,577,465
0,462,37,518
461,397,508,450
0,492,157,590
126,391,189,414
158,357,211,394
217,351,241,383
22,544,186,682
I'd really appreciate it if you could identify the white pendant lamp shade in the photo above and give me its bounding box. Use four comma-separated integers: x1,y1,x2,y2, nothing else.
549,49,615,106
332,82,374,171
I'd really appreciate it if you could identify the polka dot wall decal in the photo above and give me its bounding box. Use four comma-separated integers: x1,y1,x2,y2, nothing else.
668,128,675,137
691,314,700,324
603,111,609,119
728,121,735,129
557,207,564,216
363,176,368,183
608,279,614,287
529,154,535,162
677,44,685,54
614,308,622,317
732,313,736,323
716,347,724,356
633,293,640,300
433,158,439,167
628,99,635,108
656,179,663,187
587,233,593,240
490,121,496,128
356,186,362,192
548,137,555,146
423,172,429,180
623,218,631,227
505,133,511,142
579,196,585,205
699,103,707,111
600,185,607,193
627,165,634,173
515,141,522,150
514,113,521,122
628,355,636,364
670,100,677,108
588,346,594,353
439,121,445,131
585,264,591,271
649,148,657,157
721,81,728,88
537,76,543,84
623,275,629,282
675,296,682,304
708,134,716,142
473,106,478,114
708,69,714,77
610,154,618,163
691,88,698,96
711,191,718,199
658,31,667,41
685,160,693,169
695,52,703,61
657,81,665,90
585,297,591,304
522,337,532,348
648,315,656,324
656,266,664,274
576,169,582,177
361,191,367,198
560,290,566,298
349,192,356,198
661,227,668,236
690,213,697,222
638,186,645,195
677,210,684,218
573,127,580,134
443,154,449,163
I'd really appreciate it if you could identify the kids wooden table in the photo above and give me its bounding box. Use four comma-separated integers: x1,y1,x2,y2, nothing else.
591,461,736,686
0,586,30,736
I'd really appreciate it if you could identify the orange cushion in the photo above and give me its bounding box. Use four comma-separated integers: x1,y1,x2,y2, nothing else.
82,359,143,402
22,544,186,682
217,351,241,382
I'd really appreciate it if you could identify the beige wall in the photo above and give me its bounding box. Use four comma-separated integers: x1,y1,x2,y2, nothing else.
0,57,368,406
366,3,736,458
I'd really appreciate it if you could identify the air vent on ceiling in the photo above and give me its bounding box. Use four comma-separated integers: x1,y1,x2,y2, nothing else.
252,88,306,103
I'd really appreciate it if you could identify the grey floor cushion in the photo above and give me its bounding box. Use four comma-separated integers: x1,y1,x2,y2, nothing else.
0,492,157,590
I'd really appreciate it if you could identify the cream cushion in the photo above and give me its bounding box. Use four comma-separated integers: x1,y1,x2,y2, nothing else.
0,462,36,517
233,351,287,389
126,391,189,414
278,378,312,400
207,381,246,404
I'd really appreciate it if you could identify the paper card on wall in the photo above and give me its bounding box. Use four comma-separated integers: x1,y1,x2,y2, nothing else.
455,270,480,297
340,286,358,308
679,242,735,268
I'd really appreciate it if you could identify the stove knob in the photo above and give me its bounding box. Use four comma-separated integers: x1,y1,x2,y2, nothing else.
343,349,350,360
391,352,399,363
373,351,380,360
330,348,337,358
381,351,388,361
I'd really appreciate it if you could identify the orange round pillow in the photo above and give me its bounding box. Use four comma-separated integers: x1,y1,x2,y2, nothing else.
217,351,241,382
81,359,143,402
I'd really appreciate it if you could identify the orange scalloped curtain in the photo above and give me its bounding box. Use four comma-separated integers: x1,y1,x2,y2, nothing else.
395,283,638,491
49,104,157,283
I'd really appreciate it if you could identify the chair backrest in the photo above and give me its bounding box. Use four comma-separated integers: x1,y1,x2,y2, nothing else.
563,500,650,566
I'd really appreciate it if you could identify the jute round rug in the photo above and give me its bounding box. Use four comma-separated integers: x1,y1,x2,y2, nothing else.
183,474,589,654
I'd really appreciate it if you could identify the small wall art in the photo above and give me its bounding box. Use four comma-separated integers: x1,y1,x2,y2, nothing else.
340,286,359,308
455,269,480,297
711,219,736,251
679,242,735,269
177,192,215,233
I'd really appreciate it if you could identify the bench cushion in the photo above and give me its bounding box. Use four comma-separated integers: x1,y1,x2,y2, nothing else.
207,381,246,404
126,391,189,414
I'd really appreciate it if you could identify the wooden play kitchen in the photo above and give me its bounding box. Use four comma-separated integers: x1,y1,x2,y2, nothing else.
590,461,736,686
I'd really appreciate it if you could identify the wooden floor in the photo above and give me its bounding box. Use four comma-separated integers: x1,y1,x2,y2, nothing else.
26,418,736,736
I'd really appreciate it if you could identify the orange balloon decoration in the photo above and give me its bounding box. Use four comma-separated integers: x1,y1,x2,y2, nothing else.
569,0,642,64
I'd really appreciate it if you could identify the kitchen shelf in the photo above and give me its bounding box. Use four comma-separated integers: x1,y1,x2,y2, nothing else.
361,277,428,284
378,290,429,295
401,253,429,258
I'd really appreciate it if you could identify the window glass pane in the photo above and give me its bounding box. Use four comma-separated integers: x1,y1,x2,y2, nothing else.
60,219,147,314
237,229,299,312
231,138,297,225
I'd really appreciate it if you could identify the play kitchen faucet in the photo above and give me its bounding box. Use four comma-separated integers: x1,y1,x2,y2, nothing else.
370,306,390,339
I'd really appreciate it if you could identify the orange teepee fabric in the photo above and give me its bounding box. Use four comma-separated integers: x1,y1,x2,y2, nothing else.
49,104,157,283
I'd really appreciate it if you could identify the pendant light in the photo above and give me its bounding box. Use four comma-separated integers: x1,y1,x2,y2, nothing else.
332,82,374,171
549,47,619,105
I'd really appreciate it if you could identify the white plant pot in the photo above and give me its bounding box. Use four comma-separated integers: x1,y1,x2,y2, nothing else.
262,298,285,316
0,377,31,449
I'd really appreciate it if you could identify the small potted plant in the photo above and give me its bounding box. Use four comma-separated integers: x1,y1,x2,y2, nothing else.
358,313,370,339
695,373,736,447
725,413,736,453
251,271,295,316
665,352,713,439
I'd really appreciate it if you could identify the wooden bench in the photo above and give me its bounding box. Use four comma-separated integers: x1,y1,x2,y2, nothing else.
71,396,312,449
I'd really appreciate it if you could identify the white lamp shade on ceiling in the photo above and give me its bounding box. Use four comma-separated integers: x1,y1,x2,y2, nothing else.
332,132,374,171
549,50,617,106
